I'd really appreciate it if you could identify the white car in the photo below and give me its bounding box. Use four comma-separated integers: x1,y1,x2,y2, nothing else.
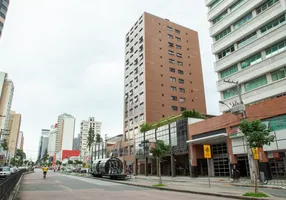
0,166,12,179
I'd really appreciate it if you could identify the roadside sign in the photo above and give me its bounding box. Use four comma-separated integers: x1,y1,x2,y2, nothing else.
203,145,211,159
252,148,259,160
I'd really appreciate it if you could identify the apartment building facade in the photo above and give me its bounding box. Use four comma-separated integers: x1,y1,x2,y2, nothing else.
7,111,21,157
0,72,14,139
123,12,207,172
16,131,24,150
55,113,75,152
205,0,286,112
0,0,9,39
79,117,102,160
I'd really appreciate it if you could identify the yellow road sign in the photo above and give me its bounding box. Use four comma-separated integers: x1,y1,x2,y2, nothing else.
252,147,259,160
204,145,211,159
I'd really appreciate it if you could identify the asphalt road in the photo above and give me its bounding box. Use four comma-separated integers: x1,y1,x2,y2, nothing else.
18,170,235,200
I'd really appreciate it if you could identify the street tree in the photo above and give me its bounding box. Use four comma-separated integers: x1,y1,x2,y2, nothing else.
95,133,101,143
87,127,95,168
239,119,274,193
1,138,8,150
150,140,171,185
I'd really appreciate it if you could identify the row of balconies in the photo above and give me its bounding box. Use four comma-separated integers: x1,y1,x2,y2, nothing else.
215,23,286,72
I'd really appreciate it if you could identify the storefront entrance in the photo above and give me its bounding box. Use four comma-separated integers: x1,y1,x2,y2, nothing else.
237,155,250,177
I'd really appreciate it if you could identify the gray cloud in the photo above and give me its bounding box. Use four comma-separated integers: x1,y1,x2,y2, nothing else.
0,0,219,159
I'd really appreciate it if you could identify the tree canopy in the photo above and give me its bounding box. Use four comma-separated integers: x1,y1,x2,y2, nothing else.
150,140,171,159
87,127,95,151
239,119,275,148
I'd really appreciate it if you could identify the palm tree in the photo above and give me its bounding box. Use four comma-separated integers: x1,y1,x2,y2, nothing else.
87,127,95,167
150,140,171,185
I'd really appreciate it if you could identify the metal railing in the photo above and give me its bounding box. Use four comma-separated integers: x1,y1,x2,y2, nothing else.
0,169,27,200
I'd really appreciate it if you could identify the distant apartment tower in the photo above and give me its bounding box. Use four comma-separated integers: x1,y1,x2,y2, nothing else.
16,131,24,150
124,12,206,141
0,0,10,39
79,117,102,157
73,133,80,150
55,113,75,152
48,124,57,156
205,0,286,112
38,129,49,159
7,111,21,157
0,72,14,139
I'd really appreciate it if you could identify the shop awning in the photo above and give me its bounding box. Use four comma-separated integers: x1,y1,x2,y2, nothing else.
186,133,228,145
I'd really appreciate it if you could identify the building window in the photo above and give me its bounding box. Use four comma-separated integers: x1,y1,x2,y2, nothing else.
168,34,173,39
168,42,174,47
169,68,175,72
169,59,175,64
209,0,223,9
256,0,279,15
244,75,268,92
271,67,286,81
261,15,286,34
241,53,262,69
233,13,253,30
223,87,240,99
172,106,178,111
180,97,186,103
171,96,177,100
218,45,235,59
213,10,228,25
139,45,144,52
176,45,182,49
230,0,246,12
168,50,174,55
237,32,258,49
178,79,184,84
176,53,182,58
170,77,176,82
179,88,185,93
265,39,286,58
176,37,181,41
180,107,186,111
177,61,183,66
167,26,173,31
215,27,231,41
178,70,184,75
220,64,238,79
171,86,177,91
175,29,180,34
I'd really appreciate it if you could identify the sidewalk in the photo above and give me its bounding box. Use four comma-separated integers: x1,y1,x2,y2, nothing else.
62,172,285,199
133,175,286,189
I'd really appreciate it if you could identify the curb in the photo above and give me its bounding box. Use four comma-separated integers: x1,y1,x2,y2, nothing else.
63,173,273,200
134,177,286,190
232,183,286,190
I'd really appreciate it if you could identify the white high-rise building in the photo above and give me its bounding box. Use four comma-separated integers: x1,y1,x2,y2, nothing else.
16,131,23,150
55,113,75,152
0,72,14,135
206,0,286,112
48,124,57,156
79,117,102,159
38,129,49,160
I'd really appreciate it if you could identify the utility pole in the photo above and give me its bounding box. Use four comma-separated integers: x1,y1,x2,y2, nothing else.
223,79,246,119
222,79,255,181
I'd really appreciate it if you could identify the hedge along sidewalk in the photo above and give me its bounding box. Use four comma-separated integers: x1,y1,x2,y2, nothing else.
62,172,277,200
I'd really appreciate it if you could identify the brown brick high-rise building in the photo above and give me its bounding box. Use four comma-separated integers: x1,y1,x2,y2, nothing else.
122,12,207,172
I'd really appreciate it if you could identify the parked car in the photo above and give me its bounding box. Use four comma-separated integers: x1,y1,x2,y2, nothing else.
0,166,12,179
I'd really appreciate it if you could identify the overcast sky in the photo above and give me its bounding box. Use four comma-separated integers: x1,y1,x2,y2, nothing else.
0,0,220,160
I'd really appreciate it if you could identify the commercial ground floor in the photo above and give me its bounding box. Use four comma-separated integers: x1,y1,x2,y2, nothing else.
117,96,286,179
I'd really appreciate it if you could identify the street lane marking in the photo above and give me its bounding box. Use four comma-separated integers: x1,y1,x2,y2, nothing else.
60,184,72,191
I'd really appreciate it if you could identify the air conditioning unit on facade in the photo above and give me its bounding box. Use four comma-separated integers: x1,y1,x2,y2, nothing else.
231,104,246,115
